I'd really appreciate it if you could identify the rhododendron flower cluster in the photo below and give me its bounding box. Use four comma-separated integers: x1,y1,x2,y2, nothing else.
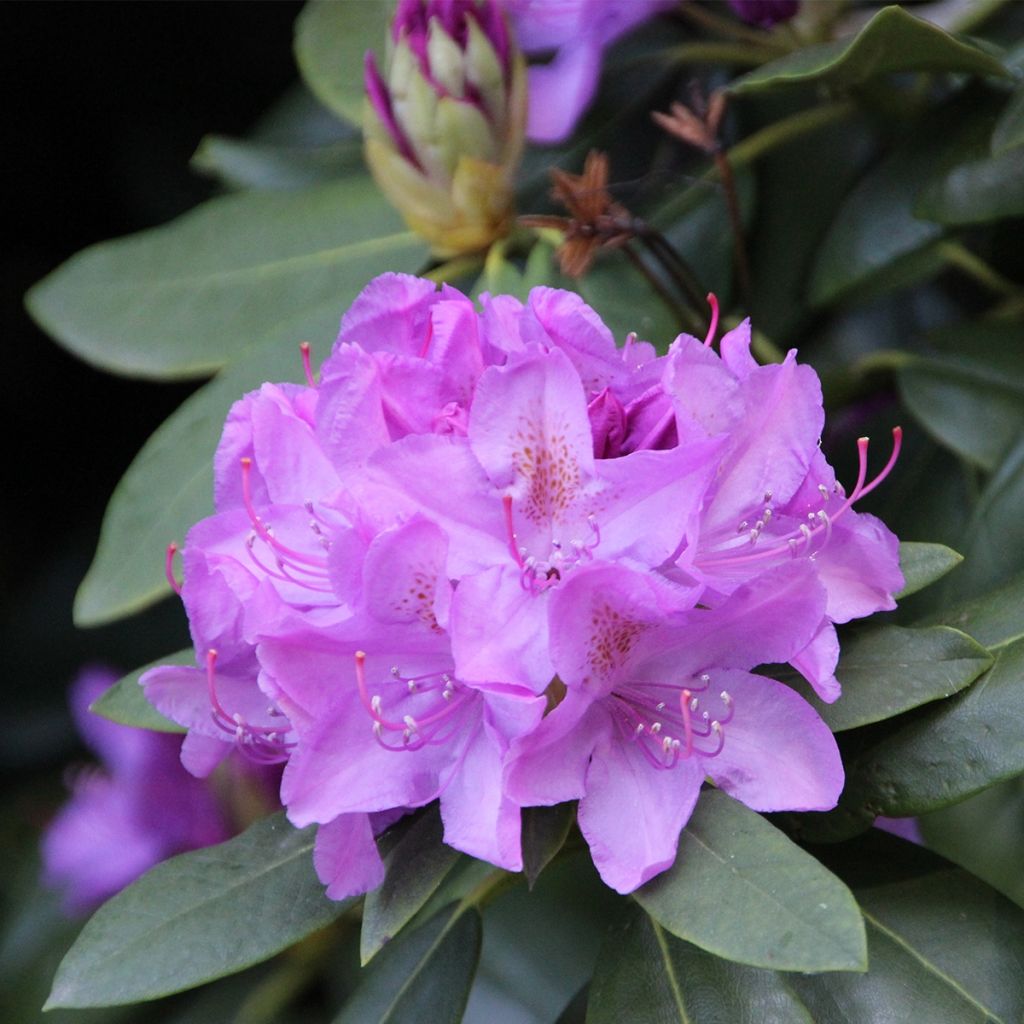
143,274,902,896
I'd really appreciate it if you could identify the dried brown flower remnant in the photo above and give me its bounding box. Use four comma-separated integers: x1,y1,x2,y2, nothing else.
520,150,634,278
652,90,751,305
651,91,727,155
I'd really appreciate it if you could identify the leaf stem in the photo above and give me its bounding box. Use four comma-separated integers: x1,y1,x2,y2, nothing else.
938,241,1023,299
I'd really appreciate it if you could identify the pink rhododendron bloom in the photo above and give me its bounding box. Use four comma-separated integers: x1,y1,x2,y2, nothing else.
42,667,232,914
505,562,843,892
144,271,902,901
503,0,676,143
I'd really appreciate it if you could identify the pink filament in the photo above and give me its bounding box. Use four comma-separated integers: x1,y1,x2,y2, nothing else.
239,458,326,570
165,541,182,596
299,342,316,388
702,293,720,348
704,426,902,571
503,495,525,568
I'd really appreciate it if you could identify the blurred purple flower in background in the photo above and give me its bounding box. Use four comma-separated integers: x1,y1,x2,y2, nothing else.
502,0,676,143
41,667,234,915
727,0,799,28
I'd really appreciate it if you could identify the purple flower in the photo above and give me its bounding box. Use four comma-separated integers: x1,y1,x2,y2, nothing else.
505,562,843,893
41,667,231,915
501,0,676,143
364,1,527,254
728,0,799,29
144,273,902,901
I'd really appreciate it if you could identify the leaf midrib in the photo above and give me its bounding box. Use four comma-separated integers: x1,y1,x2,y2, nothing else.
862,909,1004,1023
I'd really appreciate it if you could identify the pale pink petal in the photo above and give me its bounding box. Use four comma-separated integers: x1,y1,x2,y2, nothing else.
313,814,386,900
703,670,843,812
791,619,842,703
334,272,438,356
579,729,704,893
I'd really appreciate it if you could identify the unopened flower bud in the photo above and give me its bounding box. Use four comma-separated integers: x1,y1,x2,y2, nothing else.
364,0,526,257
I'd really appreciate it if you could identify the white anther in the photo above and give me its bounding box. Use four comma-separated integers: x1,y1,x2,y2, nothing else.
763,491,773,503
656,701,666,711
720,691,732,705
702,711,710,722
370,695,382,714
763,507,773,521
650,722,662,734
755,519,765,531
749,528,759,543
737,520,749,533
233,712,244,725
800,524,812,542
662,736,674,754
635,723,645,736
818,484,830,502
407,680,418,693
372,721,383,738
700,674,710,685
712,720,722,733
403,714,418,732
690,697,700,712
390,666,401,677
808,511,817,522
442,690,453,701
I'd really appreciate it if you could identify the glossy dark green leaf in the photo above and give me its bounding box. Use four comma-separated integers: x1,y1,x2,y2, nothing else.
334,905,481,1024
72,298,342,627
919,777,1024,910
955,434,1024,598
191,134,363,191
360,806,462,964
731,6,1008,94
813,625,991,732
26,176,425,380
588,905,813,1024
899,353,1024,472
809,97,994,306
521,803,576,888
916,147,1024,224
896,541,963,598
922,571,1024,651
790,871,1024,1023
91,651,192,733
992,83,1024,154
46,815,347,1008
634,790,866,973
842,637,1024,817
295,0,390,126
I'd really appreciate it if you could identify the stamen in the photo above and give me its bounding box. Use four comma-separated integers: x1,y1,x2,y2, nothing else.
502,495,525,568
679,688,694,757
702,293,720,348
418,316,434,359
165,541,182,596
239,458,326,569
299,341,316,388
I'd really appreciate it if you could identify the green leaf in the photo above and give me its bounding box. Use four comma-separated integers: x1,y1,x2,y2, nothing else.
360,806,462,965
896,541,964,598
295,0,391,127
588,904,813,1024
191,134,363,192
334,905,481,1024
91,651,192,733
922,571,1024,651
915,147,1024,224
813,625,991,733
992,83,1024,154
46,815,347,1009
790,871,1024,1023
633,790,866,973
731,5,1008,93
956,433,1024,598
919,778,1024,910
521,803,576,889
899,331,1024,471
26,176,425,380
842,637,1024,817
72,297,344,627
809,95,995,306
